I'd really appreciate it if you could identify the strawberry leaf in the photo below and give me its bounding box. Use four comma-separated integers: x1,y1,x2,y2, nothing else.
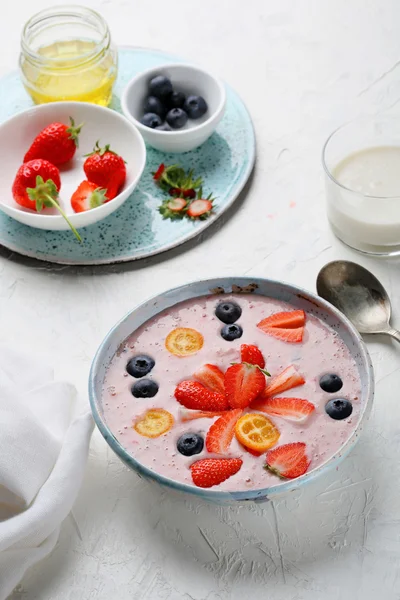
154,163,216,222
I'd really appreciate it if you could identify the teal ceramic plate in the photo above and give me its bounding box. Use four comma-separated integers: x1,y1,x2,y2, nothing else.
0,47,255,265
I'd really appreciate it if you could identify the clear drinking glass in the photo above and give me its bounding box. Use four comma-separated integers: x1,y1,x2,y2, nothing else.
323,117,400,256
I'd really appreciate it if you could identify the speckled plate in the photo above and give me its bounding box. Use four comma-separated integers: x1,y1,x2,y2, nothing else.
0,47,255,265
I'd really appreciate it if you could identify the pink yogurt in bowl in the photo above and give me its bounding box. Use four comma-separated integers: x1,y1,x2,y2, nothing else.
89,277,374,503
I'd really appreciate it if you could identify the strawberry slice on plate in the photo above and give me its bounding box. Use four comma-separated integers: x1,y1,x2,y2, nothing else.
193,364,225,394
240,344,265,369
206,408,243,454
262,365,305,398
187,199,213,218
190,458,243,488
167,197,187,212
252,397,315,422
179,408,227,422
225,363,266,409
265,442,310,479
175,381,229,411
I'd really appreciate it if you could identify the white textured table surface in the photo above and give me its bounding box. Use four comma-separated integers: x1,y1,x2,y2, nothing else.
3,1,400,598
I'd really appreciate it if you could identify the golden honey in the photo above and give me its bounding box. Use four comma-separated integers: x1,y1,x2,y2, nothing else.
19,7,118,106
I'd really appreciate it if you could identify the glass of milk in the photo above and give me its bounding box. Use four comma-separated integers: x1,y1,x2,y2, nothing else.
323,117,400,255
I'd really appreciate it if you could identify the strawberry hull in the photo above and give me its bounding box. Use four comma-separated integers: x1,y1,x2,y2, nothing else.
90,278,373,502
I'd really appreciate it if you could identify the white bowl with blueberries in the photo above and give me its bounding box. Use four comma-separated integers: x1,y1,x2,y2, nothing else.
121,64,226,153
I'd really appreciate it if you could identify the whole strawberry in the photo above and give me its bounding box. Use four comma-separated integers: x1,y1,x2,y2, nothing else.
84,141,126,200
24,117,82,166
12,159,81,241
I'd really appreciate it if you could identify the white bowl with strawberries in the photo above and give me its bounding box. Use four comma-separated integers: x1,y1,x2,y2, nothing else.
0,102,146,240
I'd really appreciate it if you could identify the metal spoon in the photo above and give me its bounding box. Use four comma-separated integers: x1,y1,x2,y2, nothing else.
316,260,400,343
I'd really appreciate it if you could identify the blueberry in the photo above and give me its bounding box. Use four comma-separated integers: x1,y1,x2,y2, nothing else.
166,108,188,129
215,301,242,324
177,432,204,456
141,113,162,128
149,75,173,99
131,379,159,398
156,123,172,131
221,324,243,341
325,398,353,420
320,374,343,393
167,91,186,109
126,355,155,378
183,95,208,119
143,96,166,117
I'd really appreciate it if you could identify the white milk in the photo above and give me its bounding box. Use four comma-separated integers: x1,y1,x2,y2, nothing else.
326,146,400,254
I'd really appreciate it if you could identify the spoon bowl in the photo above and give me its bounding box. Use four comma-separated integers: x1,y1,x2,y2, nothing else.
317,260,399,341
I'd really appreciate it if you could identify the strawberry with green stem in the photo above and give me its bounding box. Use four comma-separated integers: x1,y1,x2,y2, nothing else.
153,163,203,198
71,181,108,213
186,189,215,220
158,197,188,220
24,117,83,166
84,141,127,200
154,162,216,221
158,185,216,221
12,159,81,242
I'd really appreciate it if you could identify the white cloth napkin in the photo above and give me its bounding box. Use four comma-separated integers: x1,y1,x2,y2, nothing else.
0,345,94,599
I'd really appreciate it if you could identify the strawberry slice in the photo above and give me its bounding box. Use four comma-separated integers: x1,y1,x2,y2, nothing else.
193,364,225,394
258,326,304,343
179,408,227,422
167,198,187,212
175,381,229,411
71,181,108,213
206,409,243,454
187,199,213,218
225,363,266,409
190,458,243,488
252,397,315,422
153,163,165,180
244,446,263,457
262,365,305,398
258,310,305,330
257,310,305,343
265,442,310,479
240,344,265,368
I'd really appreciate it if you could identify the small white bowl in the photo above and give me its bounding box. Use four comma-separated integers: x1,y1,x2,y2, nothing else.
0,102,146,231
121,63,226,153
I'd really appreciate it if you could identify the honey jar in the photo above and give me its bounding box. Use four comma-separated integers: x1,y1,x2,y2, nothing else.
19,5,118,106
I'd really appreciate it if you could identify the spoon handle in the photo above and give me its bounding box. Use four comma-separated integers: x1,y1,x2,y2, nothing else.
385,328,400,343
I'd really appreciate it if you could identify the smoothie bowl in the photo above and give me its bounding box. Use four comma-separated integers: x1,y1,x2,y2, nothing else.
89,277,374,503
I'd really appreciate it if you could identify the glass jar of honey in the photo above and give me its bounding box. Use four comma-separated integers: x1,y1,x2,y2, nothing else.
19,6,118,106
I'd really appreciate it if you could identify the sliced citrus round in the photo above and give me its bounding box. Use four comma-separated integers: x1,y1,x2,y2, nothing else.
134,408,174,438
165,327,204,357
235,413,280,452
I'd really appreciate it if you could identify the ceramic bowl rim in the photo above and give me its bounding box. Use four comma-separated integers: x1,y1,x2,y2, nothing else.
89,276,374,502
0,101,146,226
121,62,227,139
